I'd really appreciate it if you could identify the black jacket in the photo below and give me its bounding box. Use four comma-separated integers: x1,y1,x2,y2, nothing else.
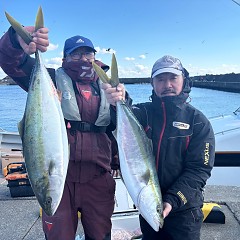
130,85,215,213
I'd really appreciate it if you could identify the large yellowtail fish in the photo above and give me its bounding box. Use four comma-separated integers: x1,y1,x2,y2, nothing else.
93,55,164,231
6,7,69,216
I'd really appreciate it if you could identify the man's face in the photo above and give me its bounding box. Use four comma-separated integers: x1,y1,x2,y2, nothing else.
66,47,95,63
152,72,184,98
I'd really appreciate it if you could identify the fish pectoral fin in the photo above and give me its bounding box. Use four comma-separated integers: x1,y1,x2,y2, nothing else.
142,169,151,183
137,170,151,206
48,161,56,176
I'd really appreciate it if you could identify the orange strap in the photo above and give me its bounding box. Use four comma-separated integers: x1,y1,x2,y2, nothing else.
5,173,28,181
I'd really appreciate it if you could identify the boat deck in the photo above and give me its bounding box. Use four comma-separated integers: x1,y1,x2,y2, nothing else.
0,172,240,240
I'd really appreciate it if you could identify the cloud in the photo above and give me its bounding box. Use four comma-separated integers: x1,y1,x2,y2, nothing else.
139,54,146,59
47,43,58,51
118,64,151,78
187,63,240,76
125,57,135,61
95,47,116,54
135,64,147,71
44,57,62,69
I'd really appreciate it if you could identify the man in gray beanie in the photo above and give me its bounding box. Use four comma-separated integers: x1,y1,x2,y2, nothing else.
102,55,215,240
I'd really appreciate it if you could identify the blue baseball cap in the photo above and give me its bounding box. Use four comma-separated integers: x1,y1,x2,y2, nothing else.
63,35,96,57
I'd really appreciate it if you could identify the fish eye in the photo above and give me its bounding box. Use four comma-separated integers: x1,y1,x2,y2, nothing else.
156,204,161,213
46,196,52,205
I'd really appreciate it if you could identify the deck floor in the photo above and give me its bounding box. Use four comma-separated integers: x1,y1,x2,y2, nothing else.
0,173,240,240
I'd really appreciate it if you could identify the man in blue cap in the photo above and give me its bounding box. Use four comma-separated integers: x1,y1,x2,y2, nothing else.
0,26,118,240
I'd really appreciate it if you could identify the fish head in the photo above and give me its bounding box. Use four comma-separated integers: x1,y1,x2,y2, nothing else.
137,184,164,231
42,195,54,216
33,172,63,216
157,204,164,229
38,184,61,216
34,181,55,216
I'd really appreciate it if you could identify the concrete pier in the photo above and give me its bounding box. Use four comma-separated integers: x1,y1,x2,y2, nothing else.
0,172,239,240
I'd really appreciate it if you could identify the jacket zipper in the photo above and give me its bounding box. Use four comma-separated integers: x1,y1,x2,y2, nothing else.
156,101,166,170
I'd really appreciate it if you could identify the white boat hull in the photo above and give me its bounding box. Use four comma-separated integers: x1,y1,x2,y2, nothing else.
209,110,240,152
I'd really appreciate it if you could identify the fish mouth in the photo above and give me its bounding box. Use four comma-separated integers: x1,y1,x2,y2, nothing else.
159,214,164,228
140,209,161,232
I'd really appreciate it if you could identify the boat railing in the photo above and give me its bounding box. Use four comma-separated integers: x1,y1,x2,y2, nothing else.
209,106,240,119
208,114,225,120
233,107,240,115
215,126,240,136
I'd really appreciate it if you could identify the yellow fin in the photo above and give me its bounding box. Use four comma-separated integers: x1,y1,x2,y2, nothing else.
35,6,44,31
92,62,110,83
5,6,44,45
110,53,119,87
5,12,33,45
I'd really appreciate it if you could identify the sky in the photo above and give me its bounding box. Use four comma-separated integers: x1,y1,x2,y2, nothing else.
1,0,240,79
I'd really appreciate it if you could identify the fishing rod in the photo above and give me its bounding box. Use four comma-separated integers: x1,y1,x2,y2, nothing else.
232,0,240,7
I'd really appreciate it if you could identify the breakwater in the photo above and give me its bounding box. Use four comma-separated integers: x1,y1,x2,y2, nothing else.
119,77,151,84
1,74,240,93
120,73,240,93
190,73,240,93
192,81,240,93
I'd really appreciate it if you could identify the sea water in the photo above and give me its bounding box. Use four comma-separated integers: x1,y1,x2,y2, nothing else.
0,84,240,186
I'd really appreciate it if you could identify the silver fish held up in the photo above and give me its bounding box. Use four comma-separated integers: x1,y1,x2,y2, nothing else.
6,7,69,216
93,54,164,231
115,100,164,231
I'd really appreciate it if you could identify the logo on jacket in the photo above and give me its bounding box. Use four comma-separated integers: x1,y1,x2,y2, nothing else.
177,191,187,204
173,121,190,130
204,142,210,165
81,90,92,101
45,220,53,231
